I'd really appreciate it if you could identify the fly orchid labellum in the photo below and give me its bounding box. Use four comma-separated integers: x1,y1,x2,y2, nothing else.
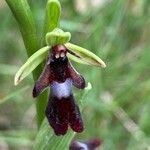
33,45,85,135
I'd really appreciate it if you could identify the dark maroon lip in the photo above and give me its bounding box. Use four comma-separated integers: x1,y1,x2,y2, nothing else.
33,45,86,135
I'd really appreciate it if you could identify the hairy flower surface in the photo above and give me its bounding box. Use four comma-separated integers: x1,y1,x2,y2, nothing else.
33,45,86,135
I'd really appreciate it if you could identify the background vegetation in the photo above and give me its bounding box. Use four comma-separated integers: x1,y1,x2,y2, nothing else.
0,0,150,149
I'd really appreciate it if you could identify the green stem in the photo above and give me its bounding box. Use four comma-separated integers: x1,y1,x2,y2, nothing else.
5,0,39,56
5,0,47,128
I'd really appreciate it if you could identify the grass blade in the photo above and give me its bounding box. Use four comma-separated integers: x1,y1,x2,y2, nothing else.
5,0,39,56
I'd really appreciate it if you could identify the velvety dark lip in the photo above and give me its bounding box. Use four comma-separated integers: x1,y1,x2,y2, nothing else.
45,94,84,136
33,45,86,135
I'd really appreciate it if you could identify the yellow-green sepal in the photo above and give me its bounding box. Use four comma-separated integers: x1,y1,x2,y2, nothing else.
65,43,106,68
14,46,50,85
43,0,61,36
46,28,71,46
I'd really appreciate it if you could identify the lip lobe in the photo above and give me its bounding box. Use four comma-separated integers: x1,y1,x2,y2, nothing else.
45,94,84,136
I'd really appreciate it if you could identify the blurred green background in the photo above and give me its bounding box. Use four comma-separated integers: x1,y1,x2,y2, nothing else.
0,0,150,149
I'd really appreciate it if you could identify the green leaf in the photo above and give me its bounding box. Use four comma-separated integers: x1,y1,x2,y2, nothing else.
5,0,39,56
14,46,50,85
43,0,61,38
34,83,92,150
46,28,71,46
65,43,106,68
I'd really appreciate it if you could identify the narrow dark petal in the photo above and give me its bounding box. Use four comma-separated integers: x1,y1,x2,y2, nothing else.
68,61,86,89
33,58,52,97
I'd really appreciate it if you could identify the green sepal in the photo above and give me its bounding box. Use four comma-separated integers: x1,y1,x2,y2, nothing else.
14,46,50,85
43,0,61,37
65,43,106,68
46,28,71,46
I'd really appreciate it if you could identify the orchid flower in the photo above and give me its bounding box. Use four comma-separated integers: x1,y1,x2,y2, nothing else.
14,0,106,136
